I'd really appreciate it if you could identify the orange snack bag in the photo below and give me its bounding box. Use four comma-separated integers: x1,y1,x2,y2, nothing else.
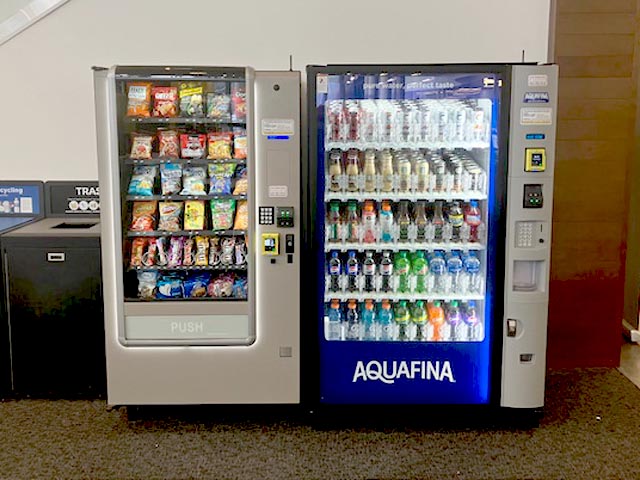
126,82,152,117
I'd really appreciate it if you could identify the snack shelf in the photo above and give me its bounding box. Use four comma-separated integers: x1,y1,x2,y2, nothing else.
127,194,246,201
325,242,485,253
125,117,246,125
124,156,246,166
127,229,247,238
324,191,487,202
126,296,247,303
325,140,490,151
324,293,484,302
128,265,247,272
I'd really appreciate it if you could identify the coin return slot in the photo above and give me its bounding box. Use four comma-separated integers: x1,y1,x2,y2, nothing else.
520,354,534,363
51,222,97,229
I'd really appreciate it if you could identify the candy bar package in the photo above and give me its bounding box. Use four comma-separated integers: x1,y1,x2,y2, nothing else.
232,166,248,195
160,163,182,195
207,132,233,160
128,166,157,196
130,201,157,231
179,82,204,117
127,82,152,117
157,274,184,299
235,237,247,266
167,236,184,267
184,273,211,298
152,86,178,117
184,200,205,230
233,127,247,160
130,238,146,267
155,237,168,266
137,271,158,299
233,200,248,230
180,134,206,159
143,239,157,267
231,82,246,122
130,134,153,160
194,235,209,266
219,236,235,266
158,201,183,232
183,237,194,266
158,129,180,158
208,163,236,194
180,167,207,195
209,237,220,266
210,198,236,231
233,276,248,299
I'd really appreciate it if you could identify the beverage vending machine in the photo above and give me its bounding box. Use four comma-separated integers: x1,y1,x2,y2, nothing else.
93,66,300,405
307,64,557,411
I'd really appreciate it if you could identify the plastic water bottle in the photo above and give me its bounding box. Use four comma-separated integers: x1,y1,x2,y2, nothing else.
412,251,428,293
326,299,343,341
345,300,361,340
446,251,464,294
362,300,377,341
378,300,395,341
380,251,394,292
464,251,482,294
464,300,482,341
328,251,342,292
394,251,411,293
446,300,463,341
412,300,428,341
429,251,446,294
395,300,410,341
363,251,376,292
346,250,360,292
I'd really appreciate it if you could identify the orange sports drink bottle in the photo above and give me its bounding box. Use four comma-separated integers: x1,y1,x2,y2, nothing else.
428,300,446,341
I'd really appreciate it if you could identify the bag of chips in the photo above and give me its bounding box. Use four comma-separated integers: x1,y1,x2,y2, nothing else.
142,239,157,267
155,237,168,266
208,273,234,298
128,166,157,196
167,237,184,267
232,166,248,195
209,237,220,266
233,127,247,159
233,200,248,230
231,82,246,122
206,92,232,121
184,200,205,230
233,276,248,299
219,237,235,266
127,82,152,117
160,163,182,195
194,235,209,266
208,163,236,194
210,199,236,231
158,201,183,232
130,201,157,231
130,238,146,267
137,271,158,299
179,82,204,117
157,274,184,299
181,167,207,195
183,237,194,266
152,86,178,117
158,129,180,158
235,238,247,266
130,134,153,160
184,273,211,298
180,134,206,159
207,132,233,160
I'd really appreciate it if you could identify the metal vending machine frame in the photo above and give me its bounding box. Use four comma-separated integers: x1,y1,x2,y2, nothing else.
93,66,300,405
305,63,557,414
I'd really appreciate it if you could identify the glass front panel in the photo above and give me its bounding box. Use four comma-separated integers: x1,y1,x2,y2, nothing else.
115,69,249,303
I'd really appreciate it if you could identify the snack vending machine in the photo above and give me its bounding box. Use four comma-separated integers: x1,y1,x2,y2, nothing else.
93,66,300,405
307,64,557,411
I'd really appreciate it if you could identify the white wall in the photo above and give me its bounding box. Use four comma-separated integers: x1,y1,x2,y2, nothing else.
0,0,552,181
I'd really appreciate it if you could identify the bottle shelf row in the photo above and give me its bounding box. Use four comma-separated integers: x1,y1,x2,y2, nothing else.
325,242,484,253
325,191,487,202
325,140,489,151
324,292,484,302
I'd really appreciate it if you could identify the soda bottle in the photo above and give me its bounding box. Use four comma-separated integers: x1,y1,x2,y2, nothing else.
432,201,445,242
398,200,411,242
379,201,395,243
395,300,410,341
446,251,464,294
414,201,428,242
346,201,360,242
428,251,446,294
362,201,377,243
363,149,377,192
428,301,446,341
446,300,463,341
326,299,343,341
328,251,342,292
363,251,376,292
448,201,464,242
463,300,482,341
464,251,482,294
328,151,343,192
328,202,342,243
345,300,361,340
398,157,412,192
380,251,394,292
378,300,395,341
346,250,360,292
346,149,360,192
394,251,411,293
412,250,428,293
380,150,394,192
412,300,428,341
464,200,482,242
362,300,377,341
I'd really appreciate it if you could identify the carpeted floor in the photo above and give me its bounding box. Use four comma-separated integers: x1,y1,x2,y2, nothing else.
1,368,639,480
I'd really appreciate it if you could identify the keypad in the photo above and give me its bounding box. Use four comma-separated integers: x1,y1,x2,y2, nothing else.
516,222,534,248
259,206,274,225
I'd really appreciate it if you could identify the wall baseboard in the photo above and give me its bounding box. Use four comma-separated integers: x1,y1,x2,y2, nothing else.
622,319,640,343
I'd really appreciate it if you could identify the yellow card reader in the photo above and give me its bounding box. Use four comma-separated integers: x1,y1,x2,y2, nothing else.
261,233,279,255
